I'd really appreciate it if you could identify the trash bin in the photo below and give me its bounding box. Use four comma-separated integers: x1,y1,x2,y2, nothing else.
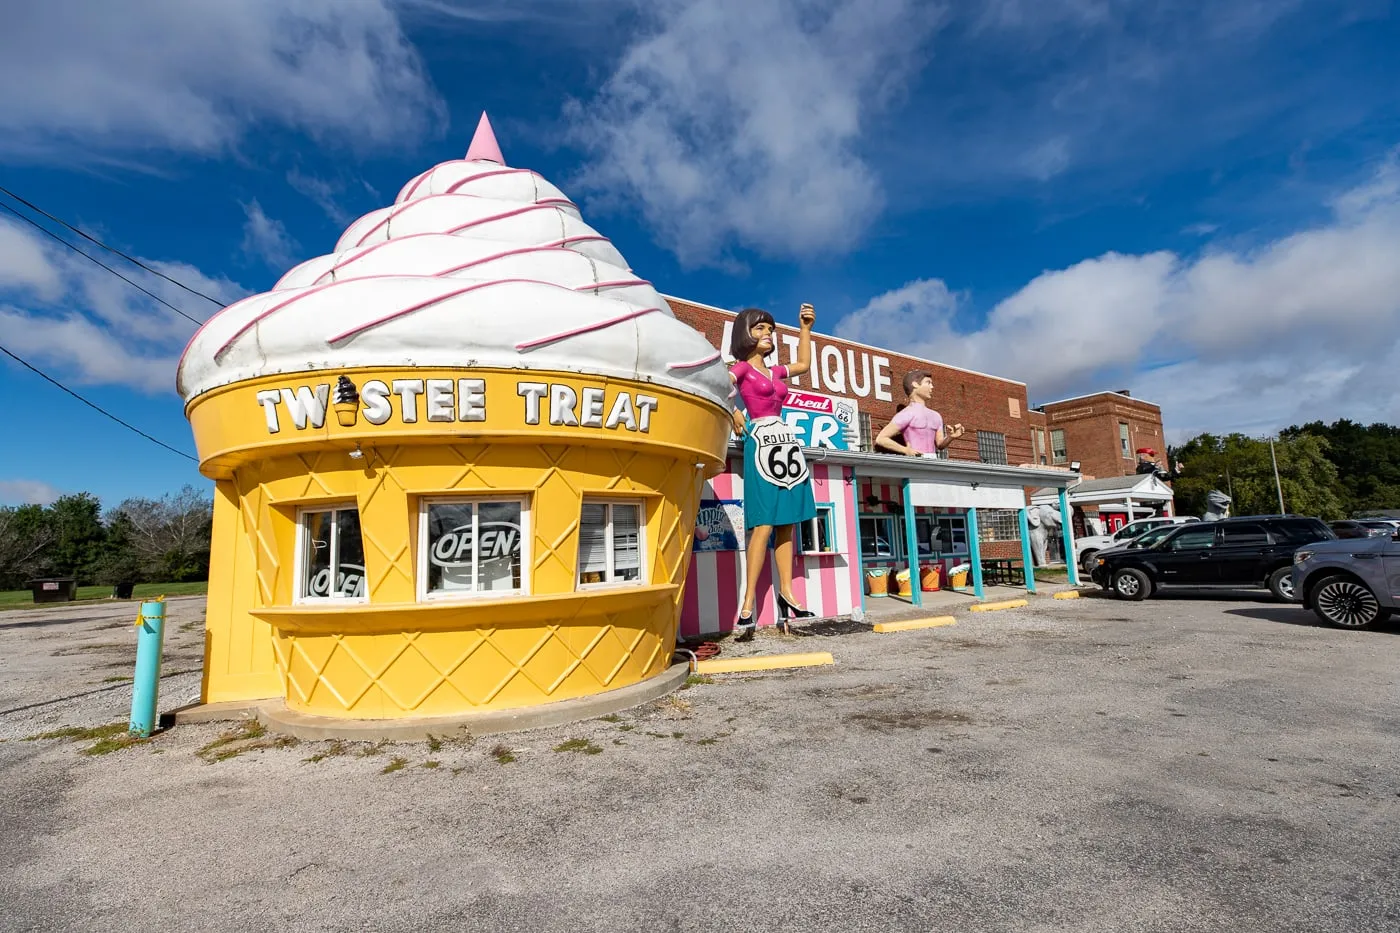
112,582,136,600
28,578,77,603
865,568,890,597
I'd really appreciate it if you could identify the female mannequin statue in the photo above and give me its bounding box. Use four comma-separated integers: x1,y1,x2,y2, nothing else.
728,304,819,637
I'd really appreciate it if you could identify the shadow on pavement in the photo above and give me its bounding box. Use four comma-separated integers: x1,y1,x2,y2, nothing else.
0,615,105,632
1225,605,1400,634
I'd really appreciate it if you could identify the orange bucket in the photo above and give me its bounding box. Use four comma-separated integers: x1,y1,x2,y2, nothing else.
920,565,942,592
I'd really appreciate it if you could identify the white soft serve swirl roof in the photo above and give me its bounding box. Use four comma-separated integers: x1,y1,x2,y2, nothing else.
177,127,728,409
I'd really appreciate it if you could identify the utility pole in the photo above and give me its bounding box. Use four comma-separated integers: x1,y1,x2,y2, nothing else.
1269,437,1286,515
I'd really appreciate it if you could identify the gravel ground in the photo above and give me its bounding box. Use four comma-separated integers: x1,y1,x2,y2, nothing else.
2,590,1398,932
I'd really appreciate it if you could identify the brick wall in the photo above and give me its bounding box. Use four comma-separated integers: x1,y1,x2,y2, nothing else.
1039,392,1166,479
668,297,1034,465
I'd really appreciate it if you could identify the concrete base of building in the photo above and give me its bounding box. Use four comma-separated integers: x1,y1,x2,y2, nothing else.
248,663,691,742
166,699,260,725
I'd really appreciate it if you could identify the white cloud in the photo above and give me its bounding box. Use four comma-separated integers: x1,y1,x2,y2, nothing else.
0,217,249,394
567,0,945,265
0,480,62,507
0,0,444,158
837,149,1400,437
287,170,355,226
240,201,300,270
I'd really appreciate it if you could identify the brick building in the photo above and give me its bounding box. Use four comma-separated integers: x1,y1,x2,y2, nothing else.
1035,391,1167,479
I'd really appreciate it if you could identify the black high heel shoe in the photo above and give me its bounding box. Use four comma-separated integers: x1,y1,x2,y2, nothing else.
776,593,816,621
734,609,756,642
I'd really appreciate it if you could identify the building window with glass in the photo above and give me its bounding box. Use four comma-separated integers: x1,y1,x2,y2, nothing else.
800,504,837,554
578,500,645,586
1120,422,1131,457
1051,429,1067,464
1033,428,1047,465
978,509,1020,542
859,515,900,560
858,412,874,452
977,431,1008,465
419,498,527,599
298,506,367,601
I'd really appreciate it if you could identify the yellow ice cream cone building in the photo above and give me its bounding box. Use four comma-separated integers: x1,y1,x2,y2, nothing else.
179,114,732,721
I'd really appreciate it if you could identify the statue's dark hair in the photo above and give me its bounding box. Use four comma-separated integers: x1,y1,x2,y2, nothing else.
902,370,932,396
729,308,777,361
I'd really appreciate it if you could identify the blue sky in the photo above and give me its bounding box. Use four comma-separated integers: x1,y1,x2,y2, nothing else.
2,0,1398,508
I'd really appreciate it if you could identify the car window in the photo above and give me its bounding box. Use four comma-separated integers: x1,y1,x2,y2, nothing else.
1128,526,1179,549
1220,523,1269,546
1168,527,1217,551
1271,520,1334,544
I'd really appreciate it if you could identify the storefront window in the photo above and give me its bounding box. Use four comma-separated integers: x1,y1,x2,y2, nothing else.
298,506,367,601
800,504,836,554
578,501,645,586
918,515,967,556
420,499,527,598
978,509,1020,542
859,515,899,560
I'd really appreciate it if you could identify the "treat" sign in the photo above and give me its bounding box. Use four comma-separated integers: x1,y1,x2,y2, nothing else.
254,377,660,435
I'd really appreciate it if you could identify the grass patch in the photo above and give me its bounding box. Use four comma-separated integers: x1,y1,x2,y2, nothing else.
381,756,408,774
426,734,443,752
101,676,132,683
27,723,128,742
357,740,388,757
597,713,621,723
197,721,293,763
85,734,149,756
553,737,602,755
0,581,209,611
303,740,348,764
684,674,715,687
491,743,516,764
617,724,634,732
422,760,440,769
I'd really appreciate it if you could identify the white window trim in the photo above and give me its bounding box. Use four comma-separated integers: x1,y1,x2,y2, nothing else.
294,503,368,605
577,498,648,590
417,495,531,602
800,503,838,555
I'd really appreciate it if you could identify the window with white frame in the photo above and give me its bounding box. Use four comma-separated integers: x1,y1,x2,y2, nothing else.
298,506,367,601
977,430,1008,465
1119,422,1131,457
420,498,527,598
578,501,645,586
978,509,1021,542
800,504,837,554
1051,429,1068,464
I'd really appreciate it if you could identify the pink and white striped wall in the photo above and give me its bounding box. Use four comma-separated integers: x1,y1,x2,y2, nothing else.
680,460,861,637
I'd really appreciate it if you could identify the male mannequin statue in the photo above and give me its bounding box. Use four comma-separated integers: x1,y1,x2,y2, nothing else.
875,370,965,457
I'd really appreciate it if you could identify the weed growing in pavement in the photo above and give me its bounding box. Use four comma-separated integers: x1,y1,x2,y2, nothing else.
617,724,634,732
553,738,602,755
598,713,621,723
197,721,296,763
426,735,443,752
684,674,714,687
101,676,133,683
422,760,440,769
381,756,408,774
491,743,516,764
85,734,149,756
660,696,692,718
303,740,348,764
26,723,127,743
357,740,388,757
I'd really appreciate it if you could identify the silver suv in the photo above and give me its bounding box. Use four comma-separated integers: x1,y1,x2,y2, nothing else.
1292,533,1400,629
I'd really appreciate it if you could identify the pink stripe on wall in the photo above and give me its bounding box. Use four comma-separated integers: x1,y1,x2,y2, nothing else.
680,556,701,638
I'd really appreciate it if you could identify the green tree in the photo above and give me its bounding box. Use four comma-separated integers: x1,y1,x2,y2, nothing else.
110,485,212,582
0,504,55,589
1171,433,1343,520
1282,420,1400,515
46,493,107,581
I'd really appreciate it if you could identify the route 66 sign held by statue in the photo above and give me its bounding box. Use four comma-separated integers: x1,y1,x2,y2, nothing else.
751,419,810,490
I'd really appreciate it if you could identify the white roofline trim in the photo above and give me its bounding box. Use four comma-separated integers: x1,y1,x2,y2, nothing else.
667,294,1028,389
1035,390,1162,410
727,443,1080,488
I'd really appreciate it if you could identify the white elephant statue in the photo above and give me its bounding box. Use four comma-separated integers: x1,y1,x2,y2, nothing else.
1025,504,1064,567
1203,490,1231,522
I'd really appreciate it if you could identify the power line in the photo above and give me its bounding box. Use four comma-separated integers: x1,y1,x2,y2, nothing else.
0,184,227,308
0,200,205,327
0,344,198,463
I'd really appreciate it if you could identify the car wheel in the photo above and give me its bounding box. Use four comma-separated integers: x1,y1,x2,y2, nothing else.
1267,567,1297,602
1111,568,1151,601
1080,550,1099,572
1311,575,1385,629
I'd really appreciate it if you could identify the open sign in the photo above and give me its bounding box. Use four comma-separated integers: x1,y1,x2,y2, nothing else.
307,563,366,598
430,522,520,567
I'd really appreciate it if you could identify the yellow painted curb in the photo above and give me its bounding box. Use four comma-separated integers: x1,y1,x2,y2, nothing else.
873,616,957,633
1053,590,1082,600
968,599,1029,613
694,652,835,675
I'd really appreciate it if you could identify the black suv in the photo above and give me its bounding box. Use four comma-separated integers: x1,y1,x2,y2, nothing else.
1091,516,1335,602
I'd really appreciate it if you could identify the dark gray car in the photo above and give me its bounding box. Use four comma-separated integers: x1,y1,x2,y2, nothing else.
1292,534,1400,629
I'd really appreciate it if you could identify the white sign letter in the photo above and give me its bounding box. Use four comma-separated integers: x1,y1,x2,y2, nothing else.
425,379,455,422
517,382,547,424
635,395,659,433
280,384,330,430
873,356,892,402
392,379,424,423
605,393,637,431
458,379,486,422
362,381,392,425
847,350,871,397
256,390,281,433
549,384,579,426
820,345,846,394
580,387,606,427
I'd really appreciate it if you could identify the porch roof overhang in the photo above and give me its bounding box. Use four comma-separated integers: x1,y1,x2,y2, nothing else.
1029,472,1176,506
726,444,1082,490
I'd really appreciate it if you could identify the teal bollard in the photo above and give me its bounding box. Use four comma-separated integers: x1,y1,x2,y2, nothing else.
129,599,166,738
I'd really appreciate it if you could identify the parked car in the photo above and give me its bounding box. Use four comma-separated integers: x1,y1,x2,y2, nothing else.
1074,515,1199,572
1329,520,1389,539
1091,516,1335,602
1292,531,1400,629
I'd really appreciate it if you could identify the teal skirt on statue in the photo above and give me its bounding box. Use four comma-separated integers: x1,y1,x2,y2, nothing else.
742,416,818,529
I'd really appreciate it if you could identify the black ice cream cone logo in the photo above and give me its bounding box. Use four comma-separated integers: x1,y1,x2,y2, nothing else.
333,376,359,427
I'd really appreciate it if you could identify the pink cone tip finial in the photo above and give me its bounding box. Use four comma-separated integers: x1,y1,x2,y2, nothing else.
466,112,505,165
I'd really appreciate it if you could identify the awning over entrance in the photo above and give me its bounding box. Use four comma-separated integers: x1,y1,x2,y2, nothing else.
907,481,1027,510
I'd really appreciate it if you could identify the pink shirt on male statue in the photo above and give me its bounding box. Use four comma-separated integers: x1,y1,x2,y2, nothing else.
890,402,944,454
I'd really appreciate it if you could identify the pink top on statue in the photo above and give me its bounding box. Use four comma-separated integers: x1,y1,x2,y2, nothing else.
730,361,789,419
890,401,944,453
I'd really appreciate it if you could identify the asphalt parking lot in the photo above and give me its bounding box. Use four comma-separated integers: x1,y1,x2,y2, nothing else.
2,591,1398,932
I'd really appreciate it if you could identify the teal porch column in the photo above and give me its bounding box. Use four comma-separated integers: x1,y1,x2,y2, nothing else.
966,507,985,599
901,478,922,607
1058,487,1080,585
1018,508,1037,594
